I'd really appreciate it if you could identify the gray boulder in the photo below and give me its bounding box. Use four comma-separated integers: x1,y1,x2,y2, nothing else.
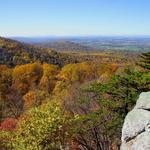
121,91,150,150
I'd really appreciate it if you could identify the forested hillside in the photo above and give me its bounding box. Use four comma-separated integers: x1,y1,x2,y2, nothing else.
0,37,80,67
0,37,149,150
0,37,140,67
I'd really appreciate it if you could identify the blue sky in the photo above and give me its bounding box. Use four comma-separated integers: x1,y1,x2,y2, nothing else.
0,0,150,37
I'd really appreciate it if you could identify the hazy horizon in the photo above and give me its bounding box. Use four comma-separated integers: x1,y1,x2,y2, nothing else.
6,35,150,39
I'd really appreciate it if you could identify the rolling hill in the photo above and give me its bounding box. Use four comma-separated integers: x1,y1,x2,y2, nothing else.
13,36,150,52
35,40,93,51
0,37,79,67
0,37,141,68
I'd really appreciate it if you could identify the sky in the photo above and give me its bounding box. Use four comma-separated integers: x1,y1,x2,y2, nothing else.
0,0,150,37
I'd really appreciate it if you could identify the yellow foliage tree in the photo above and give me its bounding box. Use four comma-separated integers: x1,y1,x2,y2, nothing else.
54,62,118,95
12,63,43,94
39,64,59,93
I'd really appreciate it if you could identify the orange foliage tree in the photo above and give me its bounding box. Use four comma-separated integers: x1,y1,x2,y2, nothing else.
23,91,36,110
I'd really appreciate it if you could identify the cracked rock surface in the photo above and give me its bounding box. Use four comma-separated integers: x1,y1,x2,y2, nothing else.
121,92,150,150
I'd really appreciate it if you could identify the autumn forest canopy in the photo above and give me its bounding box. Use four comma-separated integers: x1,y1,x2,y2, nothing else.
0,36,149,150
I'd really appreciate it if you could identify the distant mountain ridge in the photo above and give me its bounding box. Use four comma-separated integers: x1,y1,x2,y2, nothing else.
35,40,92,51
12,36,150,51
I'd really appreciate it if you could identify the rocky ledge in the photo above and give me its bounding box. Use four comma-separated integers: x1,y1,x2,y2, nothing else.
121,91,150,150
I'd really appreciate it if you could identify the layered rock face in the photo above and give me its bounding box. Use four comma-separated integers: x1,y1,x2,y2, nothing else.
121,91,150,150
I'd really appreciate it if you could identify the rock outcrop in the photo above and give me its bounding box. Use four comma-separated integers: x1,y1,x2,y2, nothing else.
121,91,150,150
